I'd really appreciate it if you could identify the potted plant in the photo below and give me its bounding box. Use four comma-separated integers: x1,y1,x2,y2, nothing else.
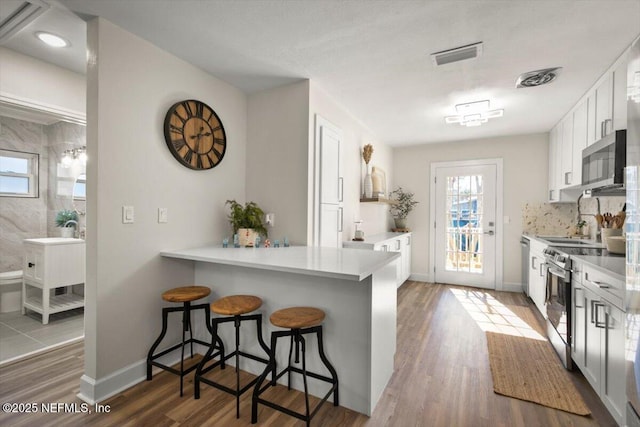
225,200,268,246
56,209,78,238
389,187,419,230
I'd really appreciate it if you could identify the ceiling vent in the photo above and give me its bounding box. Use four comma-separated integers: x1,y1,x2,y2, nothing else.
516,67,562,88
431,42,483,66
0,1,49,43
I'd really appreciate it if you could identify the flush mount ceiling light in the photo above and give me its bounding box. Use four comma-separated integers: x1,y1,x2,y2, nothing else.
445,100,504,127
516,67,562,88
35,31,70,48
431,42,483,66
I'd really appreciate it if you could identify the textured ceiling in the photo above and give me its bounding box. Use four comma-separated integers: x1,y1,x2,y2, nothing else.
4,0,640,146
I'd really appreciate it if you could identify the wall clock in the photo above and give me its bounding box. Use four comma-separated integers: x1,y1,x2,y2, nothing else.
163,99,227,170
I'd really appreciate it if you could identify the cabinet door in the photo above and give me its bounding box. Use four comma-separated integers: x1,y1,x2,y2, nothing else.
389,238,403,286
402,235,411,282
560,116,573,188
548,127,559,201
572,101,588,187
319,204,342,248
595,74,613,139
601,302,626,424
612,58,628,131
583,287,601,390
23,245,44,285
572,281,586,370
586,92,597,146
319,126,342,205
529,251,546,316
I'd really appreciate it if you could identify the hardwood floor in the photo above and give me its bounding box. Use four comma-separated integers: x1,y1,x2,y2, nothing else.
0,282,617,426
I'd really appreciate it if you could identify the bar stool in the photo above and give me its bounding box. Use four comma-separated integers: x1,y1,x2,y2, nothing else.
195,295,270,419
251,307,339,426
147,285,223,397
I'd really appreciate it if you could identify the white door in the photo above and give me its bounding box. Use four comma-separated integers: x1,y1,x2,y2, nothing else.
315,115,343,247
433,163,497,288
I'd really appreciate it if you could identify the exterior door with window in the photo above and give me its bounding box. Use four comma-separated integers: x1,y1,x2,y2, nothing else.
433,163,497,288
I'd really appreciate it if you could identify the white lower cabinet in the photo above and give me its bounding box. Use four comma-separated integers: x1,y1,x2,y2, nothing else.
344,232,411,287
573,265,626,425
528,240,547,317
571,260,585,370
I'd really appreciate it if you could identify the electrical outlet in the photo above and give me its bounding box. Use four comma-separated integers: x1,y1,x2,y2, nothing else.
158,208,168,223
122,206,134,224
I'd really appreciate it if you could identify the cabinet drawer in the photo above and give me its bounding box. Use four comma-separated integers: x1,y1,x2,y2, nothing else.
583,265,623,310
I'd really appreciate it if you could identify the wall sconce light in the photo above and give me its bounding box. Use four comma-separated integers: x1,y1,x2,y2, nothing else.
61,146,87,168
445,100,504,127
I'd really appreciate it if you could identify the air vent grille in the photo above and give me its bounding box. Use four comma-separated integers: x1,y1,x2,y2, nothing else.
516,67,562,88
431,42,483,66
0,1,49,43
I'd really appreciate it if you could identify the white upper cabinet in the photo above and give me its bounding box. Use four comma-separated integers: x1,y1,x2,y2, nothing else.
560,116,574,188
595,74,613,139
572,101,588,186
612,58,628,131
548,46,629,200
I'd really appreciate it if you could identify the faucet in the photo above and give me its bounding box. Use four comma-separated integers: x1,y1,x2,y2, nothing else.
64,220,78,228
576,194,601,240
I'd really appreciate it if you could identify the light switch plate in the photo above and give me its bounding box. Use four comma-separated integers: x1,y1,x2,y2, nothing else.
122,206,134,224
158,208,168,223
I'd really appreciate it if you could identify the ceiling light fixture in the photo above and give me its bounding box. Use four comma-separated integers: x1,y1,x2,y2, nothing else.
445,100,504,127
35,31,69,48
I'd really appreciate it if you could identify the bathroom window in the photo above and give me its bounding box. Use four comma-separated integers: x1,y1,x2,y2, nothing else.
0,149,39,198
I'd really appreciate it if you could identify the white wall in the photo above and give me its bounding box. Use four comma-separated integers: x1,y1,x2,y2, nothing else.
309,83,394,241
0,47,85,117
85,18,247,380
393,133,549,285
246,81,310,244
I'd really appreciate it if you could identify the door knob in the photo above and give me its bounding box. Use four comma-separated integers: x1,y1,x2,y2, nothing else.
483,230,495,236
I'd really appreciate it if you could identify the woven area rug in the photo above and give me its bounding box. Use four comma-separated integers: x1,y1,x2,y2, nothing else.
485,306,591,416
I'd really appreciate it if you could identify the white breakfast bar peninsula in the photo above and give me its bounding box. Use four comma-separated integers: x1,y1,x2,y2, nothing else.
160,245,399,415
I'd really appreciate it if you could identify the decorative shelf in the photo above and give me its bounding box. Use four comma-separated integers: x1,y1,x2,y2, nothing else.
360,197,398,205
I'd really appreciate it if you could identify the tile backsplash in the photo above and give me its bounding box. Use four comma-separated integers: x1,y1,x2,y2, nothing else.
522,196,626,239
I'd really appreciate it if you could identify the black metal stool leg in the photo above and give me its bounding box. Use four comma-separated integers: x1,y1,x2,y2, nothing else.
147,306,170,380
298,333,311,427
316,326,339,406
287,334,294,390
235,316,241,418
252,331,279,424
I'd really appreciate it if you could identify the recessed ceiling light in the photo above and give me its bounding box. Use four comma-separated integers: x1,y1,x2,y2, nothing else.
35,31,70,48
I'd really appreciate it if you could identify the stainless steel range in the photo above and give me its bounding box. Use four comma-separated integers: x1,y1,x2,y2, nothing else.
543,247,573,369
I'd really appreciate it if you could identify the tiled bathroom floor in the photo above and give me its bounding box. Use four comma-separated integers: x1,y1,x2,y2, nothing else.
0,308,84,364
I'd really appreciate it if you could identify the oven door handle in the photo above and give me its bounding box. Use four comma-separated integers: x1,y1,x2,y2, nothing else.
546,263,568,279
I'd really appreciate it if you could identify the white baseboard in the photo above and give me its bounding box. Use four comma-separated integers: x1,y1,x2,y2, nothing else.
78,343,209,404
501,282,523,293
408,273,431,283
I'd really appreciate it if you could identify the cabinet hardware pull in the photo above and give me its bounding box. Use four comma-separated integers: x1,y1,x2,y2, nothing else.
592,280,610,289
338,207,343,232
594,301,606,328
531,256,537,269
28,262,35,268
338,177,344,202
565,172,571,185
575,288,584,308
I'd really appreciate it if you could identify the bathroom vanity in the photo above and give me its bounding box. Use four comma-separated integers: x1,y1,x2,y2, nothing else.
22,238,85,324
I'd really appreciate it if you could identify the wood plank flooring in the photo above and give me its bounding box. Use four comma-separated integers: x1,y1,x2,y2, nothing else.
0,282,617,426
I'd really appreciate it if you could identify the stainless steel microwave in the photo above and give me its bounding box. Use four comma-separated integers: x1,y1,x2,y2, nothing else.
582,129,626,191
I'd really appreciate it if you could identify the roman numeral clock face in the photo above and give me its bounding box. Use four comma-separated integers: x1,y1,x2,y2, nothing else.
163,100,227,170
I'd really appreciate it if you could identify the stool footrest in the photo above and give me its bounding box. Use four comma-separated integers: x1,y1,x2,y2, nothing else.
199,374,262,397
149,338,211,361
255,385,336,423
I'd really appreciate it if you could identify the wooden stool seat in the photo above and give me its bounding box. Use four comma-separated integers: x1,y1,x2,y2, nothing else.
270,307,325,329
162,285,211,303
211,295,263,316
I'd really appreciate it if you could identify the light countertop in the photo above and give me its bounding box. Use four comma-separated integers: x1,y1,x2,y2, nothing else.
343,232,411,249
23,237,85,246
161,245,400,281
571,253,626,282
